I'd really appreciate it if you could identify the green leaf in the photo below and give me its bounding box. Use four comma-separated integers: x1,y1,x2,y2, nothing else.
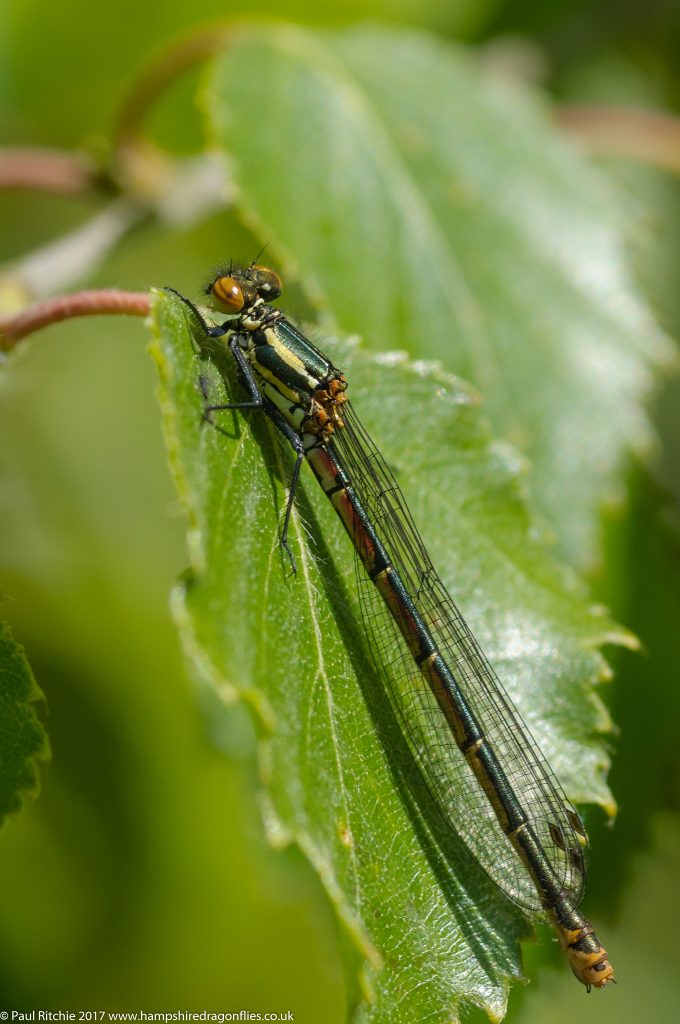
0,620,49,824
150,288,630,1022
205,22,674,569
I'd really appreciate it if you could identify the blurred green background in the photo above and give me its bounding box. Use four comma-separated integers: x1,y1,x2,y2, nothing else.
1,1,680,1022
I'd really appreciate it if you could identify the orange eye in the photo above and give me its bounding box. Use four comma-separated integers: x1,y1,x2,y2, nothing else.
211,276,244,312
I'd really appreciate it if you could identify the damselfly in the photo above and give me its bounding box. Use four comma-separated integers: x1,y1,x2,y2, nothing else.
168,263,614,991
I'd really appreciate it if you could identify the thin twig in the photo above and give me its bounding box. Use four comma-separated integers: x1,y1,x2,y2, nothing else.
114,23,232,150
0,146,100,193
558,104,680,176
0,290,150,350
2,198,145,302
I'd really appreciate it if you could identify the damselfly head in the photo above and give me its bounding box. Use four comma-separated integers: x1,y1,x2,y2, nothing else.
206,264,282,314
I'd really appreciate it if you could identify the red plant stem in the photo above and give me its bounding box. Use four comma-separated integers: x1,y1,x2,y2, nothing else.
0,147,99,193
0,290,151,350
558,104,680,175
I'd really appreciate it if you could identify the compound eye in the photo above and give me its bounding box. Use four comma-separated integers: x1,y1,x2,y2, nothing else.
211,276,244,312
251,265,282,300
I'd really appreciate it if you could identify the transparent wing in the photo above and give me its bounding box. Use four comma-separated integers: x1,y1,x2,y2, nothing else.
330,401,587,913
